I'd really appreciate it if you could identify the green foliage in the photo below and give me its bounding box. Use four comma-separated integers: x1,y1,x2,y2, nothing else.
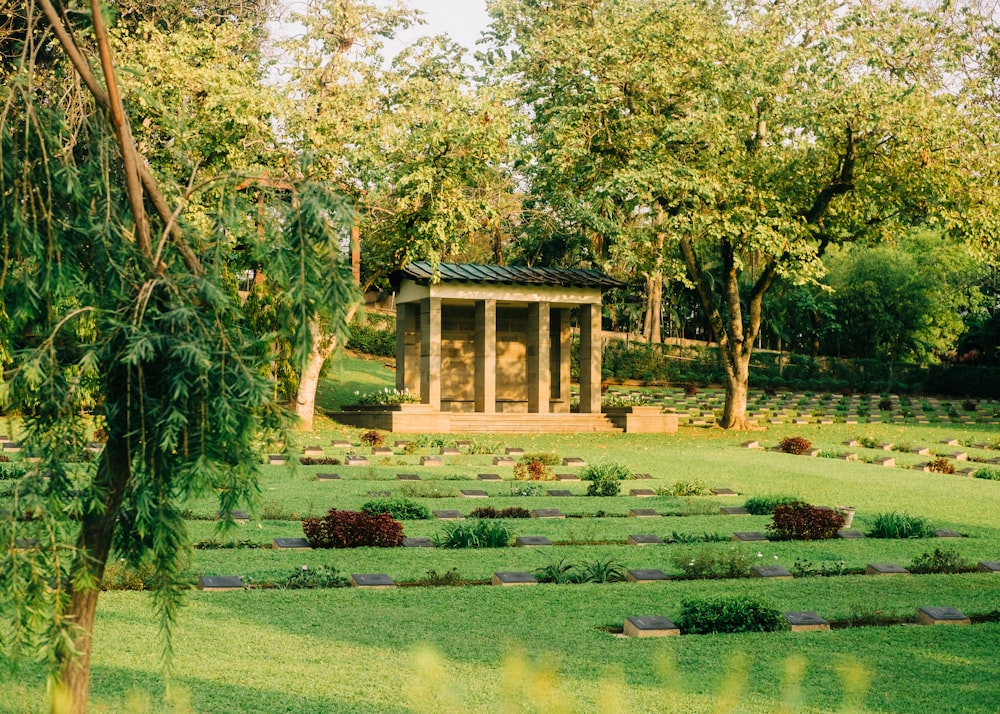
533,558,580,585
580,462,632,481
576,558,626,584
513,454,556,481
928,458,956,475
0,463,27,481
660,480,709,497
743,495,803,515
676,596,785,635
767,503,845,541
433,521,513,549
280,565,350,589
671,548,752,579
585,477,621,497
866,512,934,539
354,388,419,405
468,506,531,519
974,467,1000,481
346,317,396,357
302,509,404,548
361,497,430,521
415,568,464,587
666,531,729,544
779,437,813,455
101,560,159,591
601,393,652,407
908,548,971,575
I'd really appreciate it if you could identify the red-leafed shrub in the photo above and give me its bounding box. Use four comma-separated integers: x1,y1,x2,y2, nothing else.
778,436,813,455
767,503,845,541
360,430,384,447
469,506,532,519
928,457,955,474
302,509,404,548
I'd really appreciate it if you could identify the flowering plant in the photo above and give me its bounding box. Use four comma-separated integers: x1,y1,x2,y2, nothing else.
354,387,420,405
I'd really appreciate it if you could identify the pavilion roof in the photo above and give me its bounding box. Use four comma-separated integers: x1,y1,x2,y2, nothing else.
394,262,624,291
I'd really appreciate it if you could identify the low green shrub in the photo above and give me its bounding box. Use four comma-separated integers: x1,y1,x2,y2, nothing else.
676,595,785,634
767,503,845,541
433,520,512,548
281,565,350,589
0,463,27,480
361,497,430,521
102,560,159,591
974,467,1000,481
577,558,626,583
586,476,621,497
346,319,396,357
671,548,751,579
866,511,934,539
580,462,633,481
469,506,531,519
660,480,709,497
908,548,972,574
302,509,404,548
415,568,464,587
778,436,812,455
533,558,579,584
742,494,802,515
666,531,729,544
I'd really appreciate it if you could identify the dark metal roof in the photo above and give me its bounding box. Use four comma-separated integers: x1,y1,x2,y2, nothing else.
395,262,625,290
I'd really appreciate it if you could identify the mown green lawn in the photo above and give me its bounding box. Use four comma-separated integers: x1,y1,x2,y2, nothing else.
2,366,999,712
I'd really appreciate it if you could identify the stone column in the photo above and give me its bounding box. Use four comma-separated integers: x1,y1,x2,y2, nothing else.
420,297,441,409
474,299,497,413
556,308,572,411
396,303,420,396
528,302,551,413
579,302,602,413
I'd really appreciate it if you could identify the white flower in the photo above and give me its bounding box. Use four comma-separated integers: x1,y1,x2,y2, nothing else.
774,555,779,560
301,565,308,571
756,552,763,558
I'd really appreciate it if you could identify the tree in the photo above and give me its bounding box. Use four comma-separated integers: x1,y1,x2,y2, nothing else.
0,3,354,711
279,0,521,428
486,0,990,428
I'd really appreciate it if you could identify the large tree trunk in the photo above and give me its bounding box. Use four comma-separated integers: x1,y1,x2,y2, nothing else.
57,435,132,713
719,346,752,430
643,270,663,344
294,305,358,431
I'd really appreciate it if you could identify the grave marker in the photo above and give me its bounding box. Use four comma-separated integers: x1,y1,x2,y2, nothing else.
911,446,930,455
562,457,586,467
420,456,444,466
350,573,396,589
273,538,312,550
346,455,368,467
402,537,435,548
316,473,340,481
865,563,909,576
396,473,421,481
367,490,392,497
628,509,659,518
493,456,515,466
459,489,489,498
933,529,964,538
916,607,970,626
732,532,768,542
546,490,573,497
874,457,896,468
627,534,663,546
267,455,287,465
625,569,670,583
505,447,525,456
303,446,325,455
433,510,463,520
750,565,793,579
531,508,565,519
554,473,580,481
710,488,737,496
784,611,830,632
976,561,1000,573
623,616,679,638
720,506,750,515
331,440,352,448
515,536,553,547
439,447,460,455
477,473,502,481
629,489,656,497
492,571,537,586
198,576,243,591
372,447,394,456
217,510,249,523
633,473,653,480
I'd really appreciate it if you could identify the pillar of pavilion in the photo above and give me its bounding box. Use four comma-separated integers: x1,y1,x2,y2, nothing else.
392,262,623,415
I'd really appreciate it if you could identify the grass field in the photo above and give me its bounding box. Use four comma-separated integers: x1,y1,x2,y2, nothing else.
2,360,999,713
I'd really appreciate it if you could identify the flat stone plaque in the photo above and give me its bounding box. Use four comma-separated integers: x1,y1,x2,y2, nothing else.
912,463,931,472
346,456,368,466
711,488,737,496
420,456,443,466
273,537,311,550
627,534,663,546
741,440,760,449
372,447,393,456
732,531,768,542
629,489,656,497
554,473,580,481
837,529,865,539
433,510,464,520
633,473,653,480
316,472,340,480
350,573,396,588
198,576,243,591
396,473,421,481
784,611,830,632
947,452,968,461
267,455,287,465
750,565,793,579
402,537,435,548
440,447,460,455
493,456,515,466
562,457,586,466
218,510,249,522
505,447,525,456
628,508,659,518
720,507,750,515
394,440,411,448
492,571,537,586
331,440,352,448
459,489,489,498
976,561,1000,573
531,508,565,519
917,607,970,626
623,616,679,638
303,446,325,455
911,446,930,455
547,490,573,497
367,490,392,497
956,467,977,477
842,440,860,447
874,457,896,468
2,442,23,452
86,442,103,452
478,473,502,481
625,569,669,583
940,438,959,446
934,529,964,538
866,563,909,576
455,440,472,447
515,536,552,547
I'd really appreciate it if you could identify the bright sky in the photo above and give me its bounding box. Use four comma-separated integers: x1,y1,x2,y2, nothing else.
399,0,492,52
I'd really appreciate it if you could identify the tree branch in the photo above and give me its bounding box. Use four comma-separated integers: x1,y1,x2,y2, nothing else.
802,121,856,225
678,234,726,348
